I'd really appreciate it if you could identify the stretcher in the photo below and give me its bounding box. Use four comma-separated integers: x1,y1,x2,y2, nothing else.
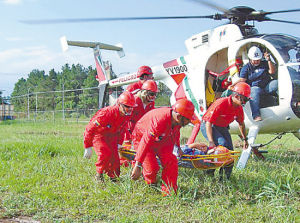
119,145,240,170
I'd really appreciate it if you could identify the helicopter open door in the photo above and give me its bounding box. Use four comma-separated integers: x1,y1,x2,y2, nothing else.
204,47,242,108
223,41,282,117
205,48,229,106
236,43,279,108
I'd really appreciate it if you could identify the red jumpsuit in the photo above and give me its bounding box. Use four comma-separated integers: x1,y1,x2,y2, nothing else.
121,96,155,167
124,96,155,142
127,81,143,94
132,107,181,194
84,105,130,179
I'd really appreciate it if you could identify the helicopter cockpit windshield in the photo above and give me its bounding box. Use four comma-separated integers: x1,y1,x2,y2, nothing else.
262,34,300,118
287,66,300,118
262,34,300,64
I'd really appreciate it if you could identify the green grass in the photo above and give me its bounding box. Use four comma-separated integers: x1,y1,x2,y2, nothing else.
0,121,299,222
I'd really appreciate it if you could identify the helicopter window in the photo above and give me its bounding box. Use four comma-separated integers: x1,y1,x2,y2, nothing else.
288,66,300,118
262,35,300,63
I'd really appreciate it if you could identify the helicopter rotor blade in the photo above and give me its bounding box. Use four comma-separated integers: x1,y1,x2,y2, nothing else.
265,18,300,25
187,0,229,14
262,8,300,15
20,15,215,24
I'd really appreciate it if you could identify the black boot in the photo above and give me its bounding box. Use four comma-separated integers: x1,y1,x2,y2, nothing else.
110,177,119,183
219,166,233,181
95,173,104,182
206,169,215,177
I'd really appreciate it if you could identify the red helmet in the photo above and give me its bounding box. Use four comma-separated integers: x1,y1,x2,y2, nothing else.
118,91,137,107
172,99,195,120
141,80,159,92
232,82,251,98
137,65,153,78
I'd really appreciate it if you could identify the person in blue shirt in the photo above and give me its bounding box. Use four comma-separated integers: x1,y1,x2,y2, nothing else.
236,46,277,122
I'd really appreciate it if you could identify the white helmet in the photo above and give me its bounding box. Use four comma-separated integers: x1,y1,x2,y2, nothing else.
248,46,262,60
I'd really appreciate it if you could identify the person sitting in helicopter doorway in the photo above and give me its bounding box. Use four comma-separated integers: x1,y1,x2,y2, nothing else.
200,82,250,180
237,46,278,122
127,65,154,94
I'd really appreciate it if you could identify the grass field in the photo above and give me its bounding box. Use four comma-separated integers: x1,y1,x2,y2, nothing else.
0,121,299,222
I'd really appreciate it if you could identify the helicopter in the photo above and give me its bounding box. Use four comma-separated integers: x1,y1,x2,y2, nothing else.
27,1,300,169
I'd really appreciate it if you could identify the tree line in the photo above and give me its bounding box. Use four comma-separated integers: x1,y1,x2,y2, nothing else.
11,63,100,112
9,63,171,113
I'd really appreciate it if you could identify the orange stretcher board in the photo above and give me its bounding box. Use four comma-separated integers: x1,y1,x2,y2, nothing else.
119,146,240,170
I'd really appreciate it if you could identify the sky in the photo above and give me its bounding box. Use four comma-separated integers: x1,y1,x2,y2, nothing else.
1,0,300,97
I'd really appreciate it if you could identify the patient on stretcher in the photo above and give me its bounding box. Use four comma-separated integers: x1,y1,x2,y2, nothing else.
118,142,236,169
175,142,235,169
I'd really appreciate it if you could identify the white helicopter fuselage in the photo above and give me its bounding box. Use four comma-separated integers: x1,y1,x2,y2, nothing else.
104,24,300,140
144,24,300,136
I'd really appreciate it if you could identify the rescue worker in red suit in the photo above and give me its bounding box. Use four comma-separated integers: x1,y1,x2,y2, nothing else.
124,80,159,144
121,80,159,167
130,99,195,196
200,82,250,180
83,91,137,181
127,65,154,94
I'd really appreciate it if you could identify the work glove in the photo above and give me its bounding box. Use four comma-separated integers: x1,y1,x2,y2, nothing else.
83,147,93,159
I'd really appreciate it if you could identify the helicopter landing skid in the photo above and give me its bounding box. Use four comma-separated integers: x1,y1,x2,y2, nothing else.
237,132,286,169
